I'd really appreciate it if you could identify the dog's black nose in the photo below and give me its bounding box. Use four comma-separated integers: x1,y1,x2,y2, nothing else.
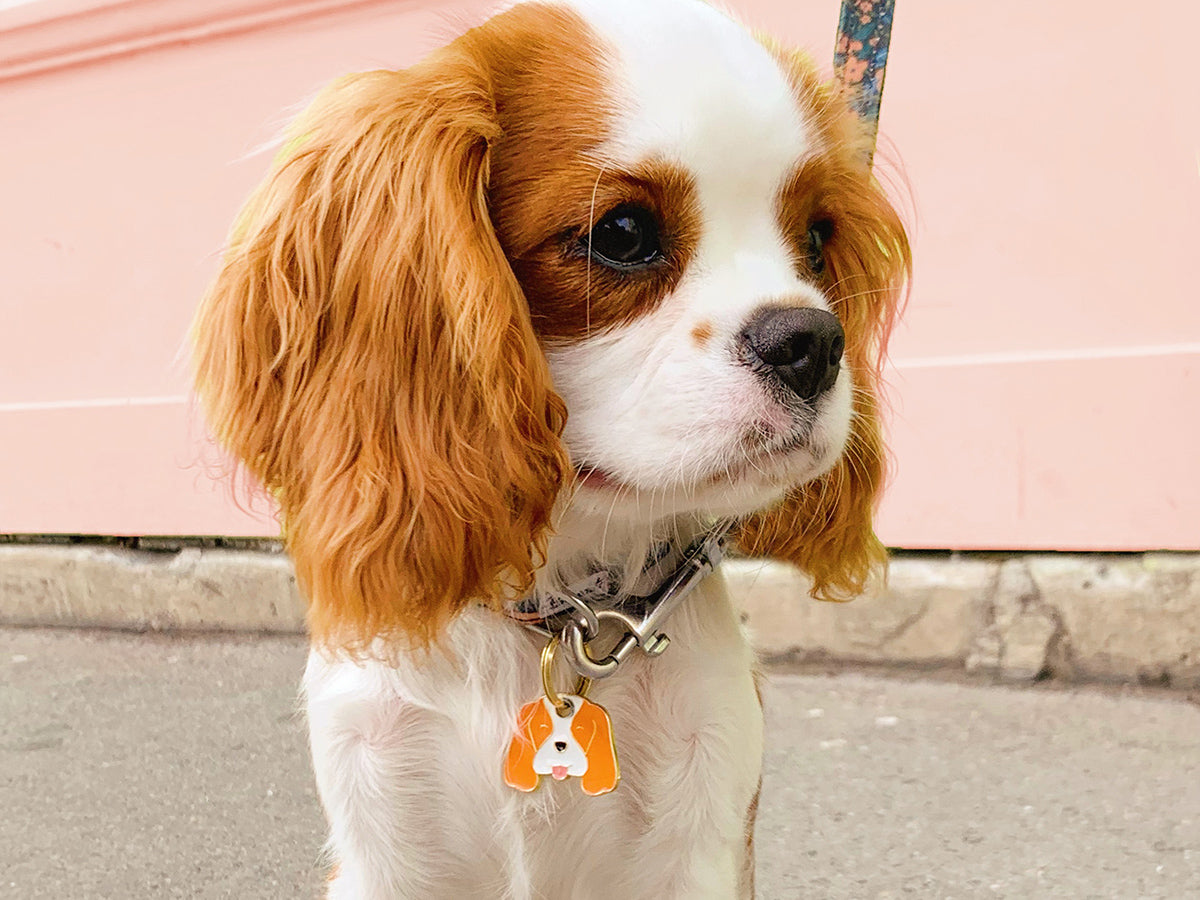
554,741,567,752
741,306,844,401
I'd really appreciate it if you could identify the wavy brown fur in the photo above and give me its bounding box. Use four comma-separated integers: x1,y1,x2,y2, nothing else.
191,50,568,651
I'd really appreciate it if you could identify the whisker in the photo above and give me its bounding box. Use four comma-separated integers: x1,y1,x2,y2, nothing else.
584,163,608,340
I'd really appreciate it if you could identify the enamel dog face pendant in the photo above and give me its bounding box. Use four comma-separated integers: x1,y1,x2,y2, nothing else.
504,694,620,796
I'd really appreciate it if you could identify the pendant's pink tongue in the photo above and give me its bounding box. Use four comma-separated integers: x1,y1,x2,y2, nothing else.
552,766,569,780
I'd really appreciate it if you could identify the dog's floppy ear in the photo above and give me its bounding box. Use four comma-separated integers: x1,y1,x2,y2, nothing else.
735,63,910,601
192,51,568,651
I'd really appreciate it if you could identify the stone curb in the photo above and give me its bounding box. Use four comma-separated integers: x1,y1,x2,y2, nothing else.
2,545,1197,689
727,554,1200,689
0,544,305,634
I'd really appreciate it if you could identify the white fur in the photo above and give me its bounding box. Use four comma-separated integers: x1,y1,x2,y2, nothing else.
306,1,846,897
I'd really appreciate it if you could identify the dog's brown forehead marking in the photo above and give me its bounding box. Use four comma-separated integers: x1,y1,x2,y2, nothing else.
468,2,610,211
469,2,698,343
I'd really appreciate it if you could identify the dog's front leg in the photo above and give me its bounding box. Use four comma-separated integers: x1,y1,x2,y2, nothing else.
624,695,763,900
609,586,765,900
305,652,534,900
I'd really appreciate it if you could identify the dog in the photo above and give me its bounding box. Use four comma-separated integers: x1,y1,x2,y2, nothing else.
192,0,909,896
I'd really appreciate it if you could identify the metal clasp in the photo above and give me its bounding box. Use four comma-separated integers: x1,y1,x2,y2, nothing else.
560,527,728,680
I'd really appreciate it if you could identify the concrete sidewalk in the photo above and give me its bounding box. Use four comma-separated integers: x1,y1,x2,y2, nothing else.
2,628,1198,899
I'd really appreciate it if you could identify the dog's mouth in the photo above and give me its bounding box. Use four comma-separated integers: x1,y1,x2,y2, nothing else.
705,429,818,485
574,429,817,494
551,765,570,780
574,465,623,492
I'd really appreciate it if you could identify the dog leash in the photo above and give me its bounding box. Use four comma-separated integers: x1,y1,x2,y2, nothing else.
834,0,896,167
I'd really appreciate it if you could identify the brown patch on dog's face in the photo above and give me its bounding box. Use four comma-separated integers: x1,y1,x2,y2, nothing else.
690,319,714,348
472,4,701,343
775,156,836,285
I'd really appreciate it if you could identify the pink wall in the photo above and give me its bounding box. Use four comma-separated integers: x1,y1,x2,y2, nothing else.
1,0,1197,549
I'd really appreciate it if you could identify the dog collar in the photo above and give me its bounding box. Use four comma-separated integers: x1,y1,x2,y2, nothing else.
505,520,732,680
505,537,692,627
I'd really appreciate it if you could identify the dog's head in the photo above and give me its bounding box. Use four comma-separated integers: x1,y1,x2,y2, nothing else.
192,0,910,651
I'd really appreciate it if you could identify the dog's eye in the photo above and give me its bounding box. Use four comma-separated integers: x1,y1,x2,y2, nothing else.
806,219,834,275
585,205,662,268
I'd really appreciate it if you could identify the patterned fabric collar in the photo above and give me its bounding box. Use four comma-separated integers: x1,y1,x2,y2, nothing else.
503,538,693,629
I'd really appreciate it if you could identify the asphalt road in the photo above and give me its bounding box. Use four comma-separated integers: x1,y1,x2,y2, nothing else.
2,628,1197,899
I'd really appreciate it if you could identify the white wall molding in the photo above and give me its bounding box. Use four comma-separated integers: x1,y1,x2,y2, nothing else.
0,0,415,82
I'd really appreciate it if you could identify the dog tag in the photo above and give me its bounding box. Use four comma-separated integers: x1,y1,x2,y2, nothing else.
504,694,620,796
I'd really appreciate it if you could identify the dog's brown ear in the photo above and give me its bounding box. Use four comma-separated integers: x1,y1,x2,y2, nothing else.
735,62,911,601
192,52,568,651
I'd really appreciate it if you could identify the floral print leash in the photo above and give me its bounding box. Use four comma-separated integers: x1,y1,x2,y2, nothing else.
834,0,896,167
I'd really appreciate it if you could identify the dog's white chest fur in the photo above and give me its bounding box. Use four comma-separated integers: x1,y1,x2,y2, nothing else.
305,576,763,899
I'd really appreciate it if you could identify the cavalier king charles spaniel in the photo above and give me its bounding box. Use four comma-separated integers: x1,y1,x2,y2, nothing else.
192,0,909,896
